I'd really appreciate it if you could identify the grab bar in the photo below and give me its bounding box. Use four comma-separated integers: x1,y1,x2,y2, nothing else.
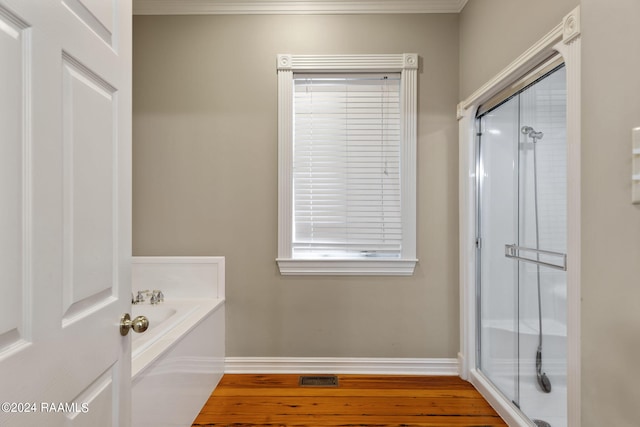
504,244,567,271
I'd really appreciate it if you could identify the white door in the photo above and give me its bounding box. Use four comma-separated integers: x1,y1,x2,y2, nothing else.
0,0,132,426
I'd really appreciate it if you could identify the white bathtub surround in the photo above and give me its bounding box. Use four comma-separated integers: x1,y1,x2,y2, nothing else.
131,257,226,427
131,298,224,378
132,256,225,299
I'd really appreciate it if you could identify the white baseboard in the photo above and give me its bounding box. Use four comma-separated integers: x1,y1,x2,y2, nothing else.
224,357,459,375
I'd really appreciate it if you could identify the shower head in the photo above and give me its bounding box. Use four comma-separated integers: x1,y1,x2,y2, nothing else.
521,126,544,141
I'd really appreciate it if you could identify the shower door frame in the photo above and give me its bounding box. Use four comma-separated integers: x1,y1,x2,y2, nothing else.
457,6,581,427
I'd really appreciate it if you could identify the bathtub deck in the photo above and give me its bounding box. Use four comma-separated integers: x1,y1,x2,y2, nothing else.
192,374,507,426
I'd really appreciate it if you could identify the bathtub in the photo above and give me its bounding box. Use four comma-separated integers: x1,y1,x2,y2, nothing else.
480,318,567,427
131,257,225,427
131,298,224,378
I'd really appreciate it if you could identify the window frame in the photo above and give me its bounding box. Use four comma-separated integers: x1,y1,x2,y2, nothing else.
276,53,418,276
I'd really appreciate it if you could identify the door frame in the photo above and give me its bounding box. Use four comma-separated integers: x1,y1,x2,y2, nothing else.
456,6,581,427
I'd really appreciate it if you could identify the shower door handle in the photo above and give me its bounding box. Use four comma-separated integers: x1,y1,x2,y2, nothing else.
504,244,567,271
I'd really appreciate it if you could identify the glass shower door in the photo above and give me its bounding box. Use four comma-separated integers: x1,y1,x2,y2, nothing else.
477,94,520,405
477,65,567,427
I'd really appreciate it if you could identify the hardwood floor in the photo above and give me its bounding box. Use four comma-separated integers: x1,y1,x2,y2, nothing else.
192,374,507,426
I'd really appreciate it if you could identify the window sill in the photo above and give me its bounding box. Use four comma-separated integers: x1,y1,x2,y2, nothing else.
276,258,417,276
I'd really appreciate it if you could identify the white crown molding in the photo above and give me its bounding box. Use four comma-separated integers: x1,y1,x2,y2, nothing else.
133,0,469,15
225,357,460,375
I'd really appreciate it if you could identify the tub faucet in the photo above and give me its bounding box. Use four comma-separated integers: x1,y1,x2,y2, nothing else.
135,291,146,304
150,290,164,304
132,289,164,304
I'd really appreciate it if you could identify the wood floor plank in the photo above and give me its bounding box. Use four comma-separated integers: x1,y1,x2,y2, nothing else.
192,374,507,427
197,396,497,415
210,388,485,399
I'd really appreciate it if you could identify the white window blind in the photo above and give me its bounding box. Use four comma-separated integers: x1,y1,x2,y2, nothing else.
292,74,402,258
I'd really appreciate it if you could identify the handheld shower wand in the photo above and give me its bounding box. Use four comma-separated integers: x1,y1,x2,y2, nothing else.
521,125,552,394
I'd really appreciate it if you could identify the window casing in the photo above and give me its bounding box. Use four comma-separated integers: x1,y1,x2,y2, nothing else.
277,54,418,275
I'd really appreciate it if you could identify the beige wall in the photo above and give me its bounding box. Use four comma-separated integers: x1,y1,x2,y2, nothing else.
133,14,461,358
459,0,579,100
581,0,640,425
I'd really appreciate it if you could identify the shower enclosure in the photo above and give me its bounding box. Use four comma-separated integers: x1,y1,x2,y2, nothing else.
476,64,567,427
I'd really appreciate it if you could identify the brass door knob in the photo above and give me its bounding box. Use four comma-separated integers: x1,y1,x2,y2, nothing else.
120,313,149,336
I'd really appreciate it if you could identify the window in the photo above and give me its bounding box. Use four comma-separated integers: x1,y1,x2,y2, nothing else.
293,74,401,259
277,54,418,275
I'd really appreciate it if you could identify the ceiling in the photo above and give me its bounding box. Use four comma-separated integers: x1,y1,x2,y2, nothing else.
133,0,469,15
